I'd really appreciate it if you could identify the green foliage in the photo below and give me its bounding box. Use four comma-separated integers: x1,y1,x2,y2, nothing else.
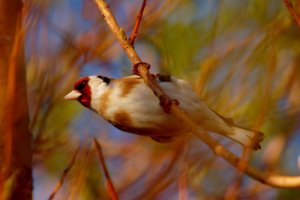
150,21,201,75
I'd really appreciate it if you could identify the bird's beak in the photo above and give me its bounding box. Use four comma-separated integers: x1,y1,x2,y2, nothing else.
64,90,81,100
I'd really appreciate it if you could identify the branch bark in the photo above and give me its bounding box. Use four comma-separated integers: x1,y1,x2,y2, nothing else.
93,0,300,189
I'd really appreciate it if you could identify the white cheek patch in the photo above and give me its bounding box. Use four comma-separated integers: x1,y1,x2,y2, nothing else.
89,77,110,112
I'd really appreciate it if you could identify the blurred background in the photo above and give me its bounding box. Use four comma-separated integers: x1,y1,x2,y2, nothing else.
15,0,300,199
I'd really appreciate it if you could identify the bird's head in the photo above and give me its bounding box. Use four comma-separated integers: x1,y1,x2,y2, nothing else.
64,76,111,109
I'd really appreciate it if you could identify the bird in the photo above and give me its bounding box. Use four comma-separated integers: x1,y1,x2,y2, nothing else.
64,74,264,150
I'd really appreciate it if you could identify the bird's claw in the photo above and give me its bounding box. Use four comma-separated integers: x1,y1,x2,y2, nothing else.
132,62,151,75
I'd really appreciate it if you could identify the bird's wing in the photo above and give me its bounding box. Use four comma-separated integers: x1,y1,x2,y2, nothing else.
158,76,234,134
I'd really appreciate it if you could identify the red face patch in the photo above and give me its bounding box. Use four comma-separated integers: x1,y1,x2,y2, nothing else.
74,77,91,108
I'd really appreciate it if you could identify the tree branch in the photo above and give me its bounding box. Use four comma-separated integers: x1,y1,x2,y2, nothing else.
94,138,119,200
93,0,300,189
129,0,147,45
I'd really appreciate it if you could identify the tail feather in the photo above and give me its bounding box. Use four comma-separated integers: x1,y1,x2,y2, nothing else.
228,126,264,150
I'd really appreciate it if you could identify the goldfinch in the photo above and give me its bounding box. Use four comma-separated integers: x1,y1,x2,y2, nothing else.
64,74,264,150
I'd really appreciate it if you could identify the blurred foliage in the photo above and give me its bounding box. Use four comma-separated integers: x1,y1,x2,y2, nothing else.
21,0,300,199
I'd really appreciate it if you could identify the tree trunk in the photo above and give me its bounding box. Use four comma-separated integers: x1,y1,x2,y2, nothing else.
0,0,32,199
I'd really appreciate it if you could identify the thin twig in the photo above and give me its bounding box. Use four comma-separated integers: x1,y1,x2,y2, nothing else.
283,0,300,27
93,138,119,200
178,137,190,200
93,0,300,189
224,149,250,200
48,145,80,200
227,50,275,199
129,0,147,45
178,170,188,200
68,145,91,199
133,139,185,200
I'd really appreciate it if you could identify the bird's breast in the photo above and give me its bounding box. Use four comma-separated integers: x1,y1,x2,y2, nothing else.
94,77,190,137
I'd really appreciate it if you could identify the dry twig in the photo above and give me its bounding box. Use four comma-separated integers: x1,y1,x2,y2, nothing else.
129,0,147,45
48,145,80,200
132,140,185,200
93,0,300,189
225,59,274,199
93,138,119,200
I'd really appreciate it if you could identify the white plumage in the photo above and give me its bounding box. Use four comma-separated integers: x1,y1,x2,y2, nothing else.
65,74,264,150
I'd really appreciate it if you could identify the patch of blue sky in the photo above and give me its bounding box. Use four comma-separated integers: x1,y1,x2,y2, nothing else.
281,129,300,174
48,0,93,34
25,0,94,59
194,0,220,19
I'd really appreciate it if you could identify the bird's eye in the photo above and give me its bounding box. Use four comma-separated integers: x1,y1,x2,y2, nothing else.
76,80,87,91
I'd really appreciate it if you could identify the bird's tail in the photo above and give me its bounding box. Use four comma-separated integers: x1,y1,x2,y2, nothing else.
227,125,264,150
